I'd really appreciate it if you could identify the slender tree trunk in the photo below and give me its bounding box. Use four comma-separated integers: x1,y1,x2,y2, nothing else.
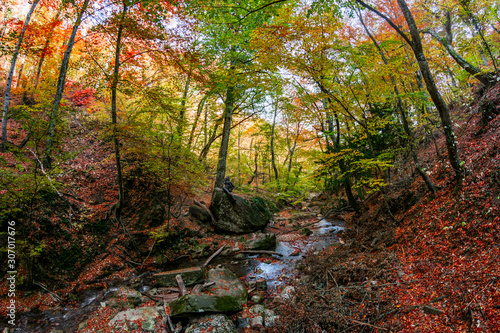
110,3,128,218
425,29,495,86
198,123,219,162
177,72,191,140
398,0,463,181
356,0,463,182
458,2,498,71
1,0,40,151
270,103,279,182
188,95,207,148
42,0,90,167
214,81,235,189
32,5,63,99
357,9,437,194
248,143,259,186
237,124,241,185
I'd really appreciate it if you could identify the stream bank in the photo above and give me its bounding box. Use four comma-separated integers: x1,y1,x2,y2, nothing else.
2,210,344,332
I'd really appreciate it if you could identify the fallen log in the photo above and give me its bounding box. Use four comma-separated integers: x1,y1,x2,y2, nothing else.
240,250,283,257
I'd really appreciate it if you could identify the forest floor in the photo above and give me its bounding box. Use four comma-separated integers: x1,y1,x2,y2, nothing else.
269,85,500,332
0,84,500,332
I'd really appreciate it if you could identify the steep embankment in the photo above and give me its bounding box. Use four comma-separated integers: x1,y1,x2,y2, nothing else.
270,84,500,332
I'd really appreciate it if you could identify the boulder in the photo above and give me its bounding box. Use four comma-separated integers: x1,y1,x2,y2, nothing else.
189,204,213,224
168,267,248,317
153,267,204,287
185,314,237,333
276,286,295,303
210,188,271,234
246,233,276,250
168,293,242,317
108,306,161,331
108,287,147,309
206,267,248,306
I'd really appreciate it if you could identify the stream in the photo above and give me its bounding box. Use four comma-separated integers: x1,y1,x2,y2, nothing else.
4,218,344,332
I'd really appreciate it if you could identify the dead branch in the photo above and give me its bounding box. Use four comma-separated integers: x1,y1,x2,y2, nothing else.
34,282,63,302
175,275,188,296
240,250,283,257
203,245,225,268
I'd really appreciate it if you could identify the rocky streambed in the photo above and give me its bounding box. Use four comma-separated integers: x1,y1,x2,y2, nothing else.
5,217,344,332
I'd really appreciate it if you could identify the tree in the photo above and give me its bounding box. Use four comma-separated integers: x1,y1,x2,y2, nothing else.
1,0,40,151
43,0,90,168
356,0,464,183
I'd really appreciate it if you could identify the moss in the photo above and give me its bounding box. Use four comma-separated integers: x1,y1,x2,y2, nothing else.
215,295,241,312
250,196,272,220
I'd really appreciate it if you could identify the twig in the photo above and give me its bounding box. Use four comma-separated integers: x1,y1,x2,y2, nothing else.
140,240,156,269
163,302,175,332
34,282,63,302
203,245,225,268
28,149,62,197
346,317,389,331
192,282,215,294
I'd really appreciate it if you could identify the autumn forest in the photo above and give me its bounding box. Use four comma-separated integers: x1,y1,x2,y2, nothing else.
1,0,499,332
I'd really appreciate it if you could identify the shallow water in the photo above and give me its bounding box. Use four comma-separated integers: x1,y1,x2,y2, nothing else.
3,219,344,332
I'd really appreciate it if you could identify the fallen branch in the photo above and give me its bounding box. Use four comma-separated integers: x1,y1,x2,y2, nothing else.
240,250,283,257
191,282,215,294
175,275,188,296
203,245,225,268
34,282,63,302
140,240,156,269
193,200,216,225
346,317,389,331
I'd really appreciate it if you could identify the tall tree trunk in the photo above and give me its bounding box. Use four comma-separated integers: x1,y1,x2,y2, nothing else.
110,2,128,218
188,95,207,148
322,97,360,212
1,0,40,151
356,0,463,183
214,81,235,189
237,124,241,185
248,142,259,186
31,4,63,99
357,9,437,194
198,123,220,162
270,103,279,182
176,72,191,141
42,0,90,168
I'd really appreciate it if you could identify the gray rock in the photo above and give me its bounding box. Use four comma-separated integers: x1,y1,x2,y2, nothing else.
276,286,295,303
247,278,267,291
210,188,271,233
246,233,276,250
236,318,250,328
266,315,280,327
189,204,213,224
168,293,242,317
108,307,160,331
206,267,248,306
185,314,237,333
153,267,204,287
251,294,264,304
108,287,146,309
168,267,248,317
249,316,264,327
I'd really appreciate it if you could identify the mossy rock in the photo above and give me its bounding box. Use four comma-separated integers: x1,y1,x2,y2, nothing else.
169,294,242,317
153,267,204,287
